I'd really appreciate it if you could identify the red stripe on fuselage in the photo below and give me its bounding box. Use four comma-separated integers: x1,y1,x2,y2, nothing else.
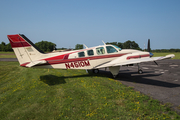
20,53,128,67
140,54,150,58
45,53,127,65
64,54,69,59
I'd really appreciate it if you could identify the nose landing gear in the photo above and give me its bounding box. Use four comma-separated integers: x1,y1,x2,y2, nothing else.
137,63,143,74
138,69,143,74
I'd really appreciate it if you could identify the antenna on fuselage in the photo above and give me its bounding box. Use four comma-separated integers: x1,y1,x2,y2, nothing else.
102,40,106,45
83,44,88,49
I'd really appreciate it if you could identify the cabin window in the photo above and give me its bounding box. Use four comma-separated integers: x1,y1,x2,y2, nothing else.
87,49,94,56
106,46,118,53
96,47,105,55
78,52,85,57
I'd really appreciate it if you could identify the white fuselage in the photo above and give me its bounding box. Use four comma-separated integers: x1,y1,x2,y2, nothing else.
30,45,150,70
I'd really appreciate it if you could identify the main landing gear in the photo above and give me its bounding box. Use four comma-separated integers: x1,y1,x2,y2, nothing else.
86,69,99,74
137,63,143,74
92,69,99,74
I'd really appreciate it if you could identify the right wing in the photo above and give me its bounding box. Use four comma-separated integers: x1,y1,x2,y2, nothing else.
96,54,175,69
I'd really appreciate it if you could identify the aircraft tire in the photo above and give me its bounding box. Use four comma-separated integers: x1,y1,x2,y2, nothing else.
138,69,143,74
93,69,99,74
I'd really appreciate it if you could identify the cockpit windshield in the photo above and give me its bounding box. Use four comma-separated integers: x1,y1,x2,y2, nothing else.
106,46,118,53
113,45,121,51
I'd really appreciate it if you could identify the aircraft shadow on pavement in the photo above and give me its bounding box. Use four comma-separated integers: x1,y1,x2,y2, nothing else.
40,70,180,88
99,70,180,88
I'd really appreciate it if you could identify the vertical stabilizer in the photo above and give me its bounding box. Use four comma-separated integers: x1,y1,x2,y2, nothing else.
7,34,44,65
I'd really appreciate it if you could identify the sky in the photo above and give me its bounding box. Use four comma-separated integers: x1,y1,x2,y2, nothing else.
0,0,180,49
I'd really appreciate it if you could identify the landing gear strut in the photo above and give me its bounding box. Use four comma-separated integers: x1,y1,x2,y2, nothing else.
137,63,143,74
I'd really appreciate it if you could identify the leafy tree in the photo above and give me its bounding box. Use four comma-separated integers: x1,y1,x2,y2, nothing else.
106,41,141,50
0,42,7,51
106,42,124,49
75,44,83,50
6,43,13,51
0,42,12,51
35,40,56,52
106,42,118,46
123,40,141,50
117,42,124,49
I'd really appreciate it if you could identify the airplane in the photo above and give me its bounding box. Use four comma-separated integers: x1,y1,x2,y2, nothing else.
7,34,175,78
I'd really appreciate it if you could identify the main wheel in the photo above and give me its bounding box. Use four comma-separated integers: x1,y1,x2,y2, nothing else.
93,69,99,74
138,69,143,74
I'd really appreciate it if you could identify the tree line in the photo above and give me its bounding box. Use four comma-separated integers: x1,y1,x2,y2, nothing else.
106,40,141,50
0,42,13,52
0,41,56,52
35,41,56,52
0,40,180,52
151,49,180,52
74,40,141,50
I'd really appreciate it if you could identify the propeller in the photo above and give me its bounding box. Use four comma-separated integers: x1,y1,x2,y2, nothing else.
147,39,150,52
147,39,158,65
147,39,154,57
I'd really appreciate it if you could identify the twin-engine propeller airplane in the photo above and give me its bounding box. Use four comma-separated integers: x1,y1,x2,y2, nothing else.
7,34,175,77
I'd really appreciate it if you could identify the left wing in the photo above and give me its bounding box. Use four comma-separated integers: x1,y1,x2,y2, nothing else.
96,54,175,68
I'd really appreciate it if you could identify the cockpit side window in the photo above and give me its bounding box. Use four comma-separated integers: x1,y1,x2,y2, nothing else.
87,49,94,56
96,47,105,55
78,51,85,57
106,46,118,53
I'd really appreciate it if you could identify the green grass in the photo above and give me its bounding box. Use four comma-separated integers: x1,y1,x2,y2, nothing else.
0,52,14,54
153,52,180,59
0,62,179,120
0,55,16,58
0,52,16,58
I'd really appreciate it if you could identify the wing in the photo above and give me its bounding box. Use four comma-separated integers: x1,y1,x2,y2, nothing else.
96,54,175,68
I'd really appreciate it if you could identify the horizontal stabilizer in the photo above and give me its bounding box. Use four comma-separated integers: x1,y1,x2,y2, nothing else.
25,60,47,67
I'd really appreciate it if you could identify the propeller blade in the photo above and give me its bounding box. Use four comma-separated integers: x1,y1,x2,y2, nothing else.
147,39,150,52
154,61,158,66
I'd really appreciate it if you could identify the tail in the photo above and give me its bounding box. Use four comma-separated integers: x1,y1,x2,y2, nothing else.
7,34,44,65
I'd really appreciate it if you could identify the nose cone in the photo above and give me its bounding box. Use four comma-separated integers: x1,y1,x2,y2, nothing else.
149,52,154,57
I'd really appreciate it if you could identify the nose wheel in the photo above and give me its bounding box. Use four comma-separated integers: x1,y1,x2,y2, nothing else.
137,63,143,74
138,69,143,74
